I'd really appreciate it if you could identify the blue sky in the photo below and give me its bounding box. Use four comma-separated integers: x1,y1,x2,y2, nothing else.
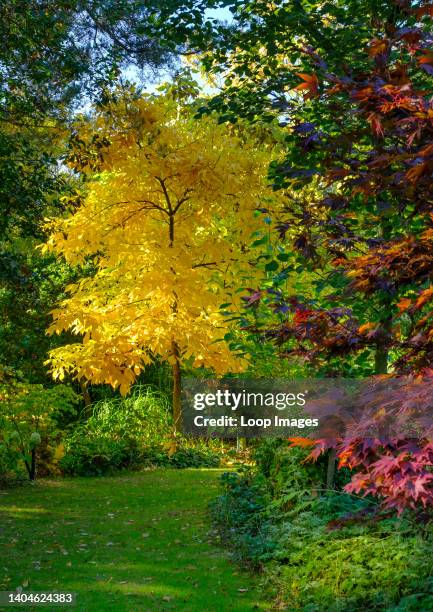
122,6,234,93
77,7,233,111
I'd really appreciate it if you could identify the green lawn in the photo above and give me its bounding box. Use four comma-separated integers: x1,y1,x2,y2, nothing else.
0,469,267,611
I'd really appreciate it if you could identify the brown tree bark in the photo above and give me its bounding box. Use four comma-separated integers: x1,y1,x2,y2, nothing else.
326,448,336,490
171,340,182,432
375,345,388,375
80,379,91,407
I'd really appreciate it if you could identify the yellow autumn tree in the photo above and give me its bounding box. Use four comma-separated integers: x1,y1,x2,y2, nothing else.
43,91,282,428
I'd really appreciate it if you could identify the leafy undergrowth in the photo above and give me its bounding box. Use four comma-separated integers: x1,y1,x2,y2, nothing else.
0,469,268,611
264,509,433,611
210,443,433,611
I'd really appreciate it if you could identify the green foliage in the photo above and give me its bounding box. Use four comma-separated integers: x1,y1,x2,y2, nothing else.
0,437,25,483
255,439,323,492
60,386,220,475
255,439,351,506
82,385,172,443
0,379,80,481
60,438,220,476
209,469,274,567
167,446,220,468
59,386,169,475
0,237,93,384
196,1,413,129
59,434,141,477
211,441,433,609
139,444,221,469
0,0,176,124
0,129,68,239
265,515,433,611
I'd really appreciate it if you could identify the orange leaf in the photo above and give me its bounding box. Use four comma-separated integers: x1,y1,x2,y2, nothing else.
358,322,376,334
367,112,384,137
288,437,315,448
368,38,388,57
416,287,433,309
331,257,347,267
293,73,319,98
406,162,427,183
416,4,433,17
397,297,412,313
419,51,433,64
422,228,433,239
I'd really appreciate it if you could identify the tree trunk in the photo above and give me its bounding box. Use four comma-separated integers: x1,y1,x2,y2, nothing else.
80,379,91,407
236,437,246,452
25,448,36,481
374,201,391,377
375,343,388,375
374,318,391,439
30,447,36,481
326,448,336,489
171,340,182,432
375,312,392,374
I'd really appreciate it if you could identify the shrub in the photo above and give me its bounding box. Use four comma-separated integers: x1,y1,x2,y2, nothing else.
168,447,220,468
0,440,25,483
209,470,274,567
210,440,433,609
83,385,172,443
61,436,221,476
265,513,433,611
0,381,80,481
255,439,351,497
60,386,221,475
60,434,141,476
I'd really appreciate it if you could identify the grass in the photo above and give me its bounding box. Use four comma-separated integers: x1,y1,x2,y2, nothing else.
0,469,268,611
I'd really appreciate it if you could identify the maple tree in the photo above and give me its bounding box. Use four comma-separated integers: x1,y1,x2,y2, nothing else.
275,5,433,513
43,90,282,429
199,1,433,512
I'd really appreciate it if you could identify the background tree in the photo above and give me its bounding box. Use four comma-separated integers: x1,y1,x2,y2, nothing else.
192,0,399,121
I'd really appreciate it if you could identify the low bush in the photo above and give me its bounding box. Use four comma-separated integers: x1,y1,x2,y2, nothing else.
255,439,351,498
168,446,220,468
61,436,221,476
265,513,433,611
59,434,141,476
60,386,221,475
0,380,80,482
210,440,433,610
209,470,274,567
81,385,172,443
0,439,26,483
